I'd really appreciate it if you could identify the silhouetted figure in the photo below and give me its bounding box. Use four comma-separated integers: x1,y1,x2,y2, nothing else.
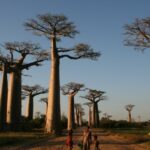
66,130,73,150
82,126,92,150
93,135,100,150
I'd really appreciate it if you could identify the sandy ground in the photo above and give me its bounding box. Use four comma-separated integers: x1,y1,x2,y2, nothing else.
1,128,150,150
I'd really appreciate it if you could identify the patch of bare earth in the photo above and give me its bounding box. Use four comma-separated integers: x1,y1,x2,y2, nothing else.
1,128,150,150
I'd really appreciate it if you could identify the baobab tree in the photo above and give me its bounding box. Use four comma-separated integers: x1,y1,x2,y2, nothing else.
39,97,48,115
0,56,11,130
0,42,48,129
98,110,102,121
124,17,150,52
22,85,48,120
125,104,135,123
25,13,100,133
61,82,84,130
74,103,81,127
84,102,92,127
78,106,84,126
39,97,48,128
81,89,106,127
102,113,112,121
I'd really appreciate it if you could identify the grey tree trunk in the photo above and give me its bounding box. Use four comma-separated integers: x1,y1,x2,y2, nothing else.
88,106,92,127
67,95,75,130
95,103,99,127
0,64,8,130
75,107,79,126
26,94,33,120
92,103,96,127
128,111,132,122
79,112,82,126
7,71,21,130
46,37,61,133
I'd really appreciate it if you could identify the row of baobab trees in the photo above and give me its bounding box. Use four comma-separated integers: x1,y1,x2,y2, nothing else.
0,12,149,133
38,84,107,131
0,13,100,133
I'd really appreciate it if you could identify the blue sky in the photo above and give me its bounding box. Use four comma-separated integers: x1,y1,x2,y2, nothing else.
0,0,150,121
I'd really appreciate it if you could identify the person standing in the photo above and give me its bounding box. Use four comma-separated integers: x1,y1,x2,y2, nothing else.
93,135,100,150
66,130,73,150
82,126,92,150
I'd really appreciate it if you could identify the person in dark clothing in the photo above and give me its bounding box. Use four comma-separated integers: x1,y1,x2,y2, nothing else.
66,130,73,150
93,135,100,150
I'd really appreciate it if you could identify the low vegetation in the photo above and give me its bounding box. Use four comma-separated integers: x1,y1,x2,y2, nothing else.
0,131,48,147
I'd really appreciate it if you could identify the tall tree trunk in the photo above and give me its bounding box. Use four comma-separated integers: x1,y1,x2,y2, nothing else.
79,112,82,126
88,106,92,127
67,95,75,130
128,111,131,122
95,103,99,127
0,64,8,130
46,37,61,133
75,107,79,126
26,94,33,120
77,110,79,126
92,103,96,127
7,71,21,130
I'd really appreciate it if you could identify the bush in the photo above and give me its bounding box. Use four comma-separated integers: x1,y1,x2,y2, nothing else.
99,120,147,129
61,114,68,129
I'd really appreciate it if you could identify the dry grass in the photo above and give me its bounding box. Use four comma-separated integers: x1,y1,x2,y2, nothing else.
0,128,150,150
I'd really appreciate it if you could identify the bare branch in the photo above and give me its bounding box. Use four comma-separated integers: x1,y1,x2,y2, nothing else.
81,89,106,103
61,82,84,96
24,13,79,39
39,97,48,104
22,84,48,97
125,104,135,112
124,17,150,51
21,59,45,70
59,43,100,60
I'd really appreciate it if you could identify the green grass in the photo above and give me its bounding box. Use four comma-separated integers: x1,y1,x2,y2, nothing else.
0,131,48,147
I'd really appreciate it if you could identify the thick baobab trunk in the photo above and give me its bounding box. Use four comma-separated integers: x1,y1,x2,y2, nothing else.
79,112,82,126
75,107,79,126
128,111,132,122
26,94,33,120
46,37,61,133
0,65,8,130
88,106,92,127
95,103,99,127
67,95,75,130
7,71,21,130
45,102,48,115
92,103,96,127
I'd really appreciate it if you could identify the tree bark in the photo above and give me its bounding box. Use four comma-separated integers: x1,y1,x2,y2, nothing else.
128,111,132,122
67,95,75,130
79,112,82,126
88,106,92,127
45,37,61,133
7,71,21,130
26,94,33,120
95,103,99,127
92,103,96,127
75,107,79,126
0,64,8,130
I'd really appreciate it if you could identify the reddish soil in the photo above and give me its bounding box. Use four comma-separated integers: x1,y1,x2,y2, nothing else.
1,128,150,150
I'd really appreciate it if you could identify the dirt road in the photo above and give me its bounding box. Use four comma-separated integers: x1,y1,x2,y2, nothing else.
1,128,150,150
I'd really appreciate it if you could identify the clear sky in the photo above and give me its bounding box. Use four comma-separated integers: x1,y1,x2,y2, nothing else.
0,0,150,121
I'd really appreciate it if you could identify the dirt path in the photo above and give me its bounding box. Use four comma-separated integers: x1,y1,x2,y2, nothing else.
1,128,149,150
